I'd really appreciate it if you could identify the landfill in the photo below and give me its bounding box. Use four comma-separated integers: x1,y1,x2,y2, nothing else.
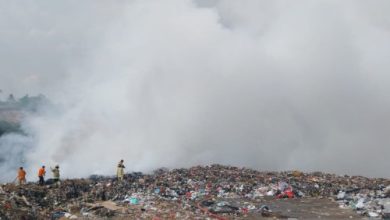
1,164,389,219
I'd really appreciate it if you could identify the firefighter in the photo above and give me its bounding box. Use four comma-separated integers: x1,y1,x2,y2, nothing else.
17,167,26,185
51,165,60,185
117,159,125,181
38,166,46,185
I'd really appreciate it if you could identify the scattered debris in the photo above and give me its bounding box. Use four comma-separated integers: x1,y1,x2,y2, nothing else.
0,164,388,219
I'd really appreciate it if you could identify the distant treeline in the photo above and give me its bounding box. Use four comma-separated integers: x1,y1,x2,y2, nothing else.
0,94,49,112
0,94,49,136
0,121,21,136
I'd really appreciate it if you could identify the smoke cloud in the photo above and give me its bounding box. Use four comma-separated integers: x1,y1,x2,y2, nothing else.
1,0,390,181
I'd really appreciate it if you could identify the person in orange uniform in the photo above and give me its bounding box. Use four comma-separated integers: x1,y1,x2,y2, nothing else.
38,165,46,185
17,167,26,185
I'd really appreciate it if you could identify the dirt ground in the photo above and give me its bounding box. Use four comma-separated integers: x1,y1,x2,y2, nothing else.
244,197,363,219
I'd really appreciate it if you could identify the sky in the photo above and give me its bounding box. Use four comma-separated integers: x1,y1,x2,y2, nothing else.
1,0,390,181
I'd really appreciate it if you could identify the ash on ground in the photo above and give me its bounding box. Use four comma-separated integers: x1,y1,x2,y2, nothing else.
1,164,390,219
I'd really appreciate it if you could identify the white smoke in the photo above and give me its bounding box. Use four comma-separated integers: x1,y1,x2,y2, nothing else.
1,0,390,181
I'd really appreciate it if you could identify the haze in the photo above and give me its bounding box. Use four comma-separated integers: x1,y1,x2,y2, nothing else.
1,0,390,181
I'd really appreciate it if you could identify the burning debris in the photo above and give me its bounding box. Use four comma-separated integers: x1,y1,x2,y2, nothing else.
0,164,389,219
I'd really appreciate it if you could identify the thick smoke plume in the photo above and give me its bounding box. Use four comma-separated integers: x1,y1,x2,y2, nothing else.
1,0,390,181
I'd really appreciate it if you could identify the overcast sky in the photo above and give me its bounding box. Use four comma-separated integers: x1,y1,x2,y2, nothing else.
1,0,390,180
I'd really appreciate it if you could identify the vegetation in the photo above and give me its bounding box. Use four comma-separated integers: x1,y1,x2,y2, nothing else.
0,93,48,136
0,121,21,136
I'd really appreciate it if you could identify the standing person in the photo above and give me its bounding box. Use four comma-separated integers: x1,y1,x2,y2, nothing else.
117,159,125,181
17,167,26,185
38,166,46,185
51,165,60,185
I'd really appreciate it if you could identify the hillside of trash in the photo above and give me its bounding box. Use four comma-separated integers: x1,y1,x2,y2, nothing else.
1,164,390,219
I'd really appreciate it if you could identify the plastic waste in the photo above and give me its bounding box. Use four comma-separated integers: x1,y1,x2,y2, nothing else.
337,191,346,200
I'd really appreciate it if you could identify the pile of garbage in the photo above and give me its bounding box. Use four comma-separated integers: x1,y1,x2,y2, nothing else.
336,184,390,218
1,164,389,219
